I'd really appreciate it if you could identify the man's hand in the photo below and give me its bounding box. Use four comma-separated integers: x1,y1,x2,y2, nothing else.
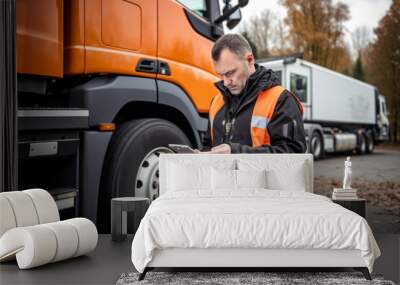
210,143,231,154
194,144,231,154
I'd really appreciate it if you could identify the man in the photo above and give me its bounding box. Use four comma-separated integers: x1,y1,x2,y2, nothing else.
199,33,306,154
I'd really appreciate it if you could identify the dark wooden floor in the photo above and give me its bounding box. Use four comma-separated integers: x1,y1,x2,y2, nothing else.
0,234,398,285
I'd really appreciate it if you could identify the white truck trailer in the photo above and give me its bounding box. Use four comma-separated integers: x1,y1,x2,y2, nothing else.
259,56,389,159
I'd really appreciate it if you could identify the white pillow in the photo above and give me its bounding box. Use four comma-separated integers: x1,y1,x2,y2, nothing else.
211,168,236,191
167,162,211,191
236,169,267,189
266,163,306,191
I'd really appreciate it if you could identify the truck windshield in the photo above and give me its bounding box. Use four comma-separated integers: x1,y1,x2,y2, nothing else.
178,0,208,19
382,101,386,115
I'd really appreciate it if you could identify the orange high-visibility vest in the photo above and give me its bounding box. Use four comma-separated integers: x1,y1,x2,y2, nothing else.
208,94,225,143
209,86,304,147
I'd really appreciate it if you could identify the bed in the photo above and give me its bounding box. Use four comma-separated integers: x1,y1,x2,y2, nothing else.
131,154,380,280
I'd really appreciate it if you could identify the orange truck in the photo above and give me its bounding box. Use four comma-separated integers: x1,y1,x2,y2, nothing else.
15,0,248,232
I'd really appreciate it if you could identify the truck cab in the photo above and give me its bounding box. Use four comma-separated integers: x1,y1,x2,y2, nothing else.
15,0,249,232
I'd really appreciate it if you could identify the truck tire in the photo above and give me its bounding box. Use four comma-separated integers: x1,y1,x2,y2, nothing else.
356,132,367,155
98,118,191,233
310,131,324,160
366,133,375,154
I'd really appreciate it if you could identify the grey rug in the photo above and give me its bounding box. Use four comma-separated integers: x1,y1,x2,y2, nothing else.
116,271,396,285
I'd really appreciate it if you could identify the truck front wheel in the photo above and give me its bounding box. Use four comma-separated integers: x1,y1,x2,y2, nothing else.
98,118,192,233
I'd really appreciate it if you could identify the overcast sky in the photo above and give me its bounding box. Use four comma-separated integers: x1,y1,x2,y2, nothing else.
228,0,392,51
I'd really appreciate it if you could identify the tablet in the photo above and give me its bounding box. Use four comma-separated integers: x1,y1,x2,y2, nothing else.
168,144,195,154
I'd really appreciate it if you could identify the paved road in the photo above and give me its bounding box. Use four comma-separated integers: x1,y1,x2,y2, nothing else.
314,148,400,182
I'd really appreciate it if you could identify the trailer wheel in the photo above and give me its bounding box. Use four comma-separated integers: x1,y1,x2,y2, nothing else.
356,132,367,155
98,119,191,232
310,131,323,160
366,133,374,154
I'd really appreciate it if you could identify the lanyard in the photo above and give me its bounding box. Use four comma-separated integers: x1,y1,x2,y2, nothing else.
222,118,236,143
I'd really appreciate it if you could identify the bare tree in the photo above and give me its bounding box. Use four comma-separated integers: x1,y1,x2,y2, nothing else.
271,18,292,55
351,26,371,81
352,26,371,56
241,9,277,58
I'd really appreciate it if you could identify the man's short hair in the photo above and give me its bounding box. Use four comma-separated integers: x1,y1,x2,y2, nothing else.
211,33,252,61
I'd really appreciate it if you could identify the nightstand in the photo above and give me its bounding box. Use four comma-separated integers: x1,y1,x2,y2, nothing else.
111,197,150,242
332,198,366,218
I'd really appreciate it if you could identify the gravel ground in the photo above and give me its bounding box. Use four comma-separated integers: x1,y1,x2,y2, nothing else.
313,144,400,233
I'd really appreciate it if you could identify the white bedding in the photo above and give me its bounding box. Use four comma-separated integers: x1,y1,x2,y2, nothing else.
131,190,380,273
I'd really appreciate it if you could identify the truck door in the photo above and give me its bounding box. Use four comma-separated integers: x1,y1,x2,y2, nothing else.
156,0,221,113
70,0,158,77
287,65,311,121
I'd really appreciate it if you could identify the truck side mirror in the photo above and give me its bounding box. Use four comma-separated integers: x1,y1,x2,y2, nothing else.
213,0,248,28
226,7,242,29
238,0,249,7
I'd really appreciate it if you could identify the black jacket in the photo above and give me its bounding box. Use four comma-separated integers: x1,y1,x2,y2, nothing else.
202,65,307,153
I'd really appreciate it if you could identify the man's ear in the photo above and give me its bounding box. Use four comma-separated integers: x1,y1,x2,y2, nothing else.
246,53,254,66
